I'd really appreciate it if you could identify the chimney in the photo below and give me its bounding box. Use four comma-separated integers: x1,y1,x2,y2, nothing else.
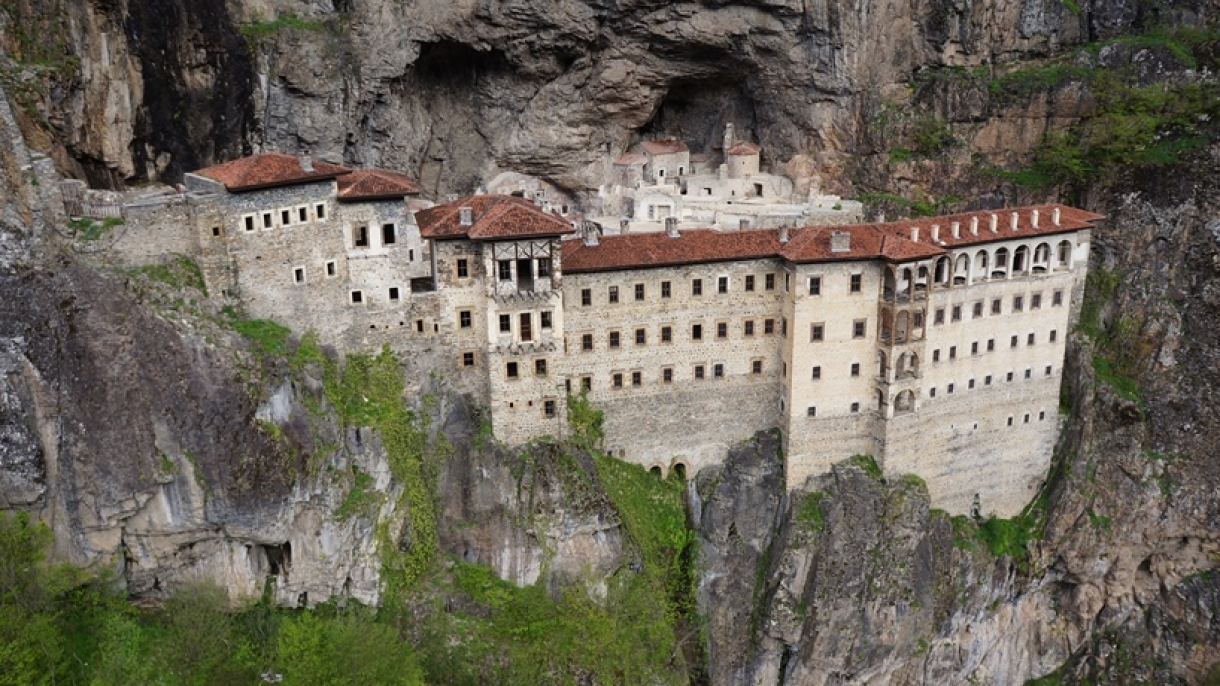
951,221,961,239
1031,209,1040,228
877,212,886,223
931,224,940,242
1010,212,1019,231
910,226,920,242
459,206,473,226
1052,207,1061,226
620,218,630,234
666,216,680,238
970,216,979,235
989,213,998,233
299,151,314,173
446,193,459,203
583,222,600,247
778,225,790,244
830,230,851,252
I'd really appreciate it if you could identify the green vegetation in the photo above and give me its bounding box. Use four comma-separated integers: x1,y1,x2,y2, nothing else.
239,15,327,45
1024,669,1067,685
856,192,959,219
68,216,124,241
844,454,883,479
796,491,827,533
911,115,955,156
335,468,378,520
128,254,208,296
1076,266,1147,403
1086,508,1112,531
230,317,291,355
888,147,913,163
565,390,604,450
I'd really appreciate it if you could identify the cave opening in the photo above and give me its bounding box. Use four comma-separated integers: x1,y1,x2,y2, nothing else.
260,542,292,577
637,75,759,156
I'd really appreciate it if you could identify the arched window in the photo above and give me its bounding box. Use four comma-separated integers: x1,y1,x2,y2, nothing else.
954,254,970,285
935,256,952,286
1013,245,1030,274
1058,240,1073,268
993,248,1009,278
911,309,926,340
975,250,989,280
915,266,929,296
895,310,910,344
649,466,663,478
878,351,889,379
895,390,915,414
900,268,915,301
883,268,897,302
896,351,920,378
880,310,895,343
672,462,687,480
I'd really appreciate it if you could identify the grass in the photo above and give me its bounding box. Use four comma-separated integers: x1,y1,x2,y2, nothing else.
239,15,327,44
231,318,291,356
844,454,883,479
335,468,378,520
795,491,826,533
127,254,207,296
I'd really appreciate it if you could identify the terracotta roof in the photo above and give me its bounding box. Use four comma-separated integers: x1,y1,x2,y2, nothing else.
417,194,575,241
193,153,351,192
336,169,420,202
726,141,762,156
639,139,689,155
560,204,1103,273
614,152,646,166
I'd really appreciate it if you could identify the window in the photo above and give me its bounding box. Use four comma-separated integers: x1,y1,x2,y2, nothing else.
851,363,860,377
459,311,472,328
717,322,727,339
969,378,976,389
354,225,369,247
389,287,400,301
211,225,222,237
499,315,512,333
635,284,645,301
949,346,957,359
457,258,469,278
764,319,775,335
293,267,305,284
1046,365,1053,376
692,324,703,341
692,279,703,296
718,276,728,294
971,341,979,355
765,273,776,291
973,302,983,318
952,305,962,322
713,363,724,379
1028,333,1036,346
537,258,551,278
851,402,860,413
581,334,593,351
850,274,862,293
326,261,336,277
933,348,941,362
540,312,552,329
948,383,955,394
281,209,291,226
315,203,326,220
745,320,755,337
382,224,396,244
632,371,642,386
350,290,363,304
752,359,763,374
416,320,424,333
811,324,824,342
519,313,532,341
613,373,623,388
609,331,620,348
1007,371,1014,382
808,276,821,296
1049,329,1057,343
635,329,646,346
1031,293,1042,309
807,406,817,417
987,338,995,352
1013,295,1024,312
992,298,1002,315
914,311,924,328
544,400,556,418
694,365,705,379
1024,414,1031,424
1053,289,1064,306
506,362,519,379
1039,411,1046,421
811,366,822,380
581,288,591,306
662,367,673,383
661,326,672,343
930,387,937,398
535,359,548,376
608,286,619,304
1008,416,1014,426
244,216,255,232
463,352,474,367
294,207,305,223
853,320,866,338
745,275,755,291
661,281,672,298
935,308,945,325
498,260,512,281
262,212,273,229
1011,335,1019,348
985,375,992,385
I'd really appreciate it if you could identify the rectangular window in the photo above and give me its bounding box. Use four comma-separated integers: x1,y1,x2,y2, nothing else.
244,216,255,232
1046,365,1053,376
409,250,414,261
635,329,646,346
262,212,273,229
661,326,672,343
416,320,424,333
459,311,472,328
581,334,593,351
949,346,957,359
544,400,556,418
811,324,824,342
850,274,862,293
752,360,763,374
537,312,550,329
581,288,592,306
1008,416,1014,426
1049,329,1057,343
326,261,336,277
463,352,474,367
717,276,728,294
662,367,673,383
952,305,962,322
609,331,620,348
354,225,369,247
811,366,822,380
350,290,363,304
580,376,592,391
613,373,623,389
1025,368,1032,379
853,320,866,338
537,258,552,278
692,324,703,341
694,365,705,379
456,258,469,278
985,375,992,385
389,287,400,301
632,371,642,386
692,279,703,296
851,402,860,413
507,362,519,379
765,273,776,291
315,203,326,220
382,223,396,244
1031,293,1042,309
969,378,976,389
298,207,307,223
851,363,860,377
808,276,821,296
499,315,512,333
716,322,727,339
807,406,817,417
1007,371,1014,382
713,364,724,379
947,383,955,394
661,281,672,298
933,349,941,362
608,286,619,303
535,359,548,376
281,209,291,226
935,308,945,325
764,319,775,335
992,298,1002,315
1013,295,1024,312
635,284,645,301
1028,332,1036,345
988,338,995,351
293,267,305,284
745,320,755,337
971,341,979,355
1011,335,1019,348
498,260,512,281
519,313,532,341
745,275,755,291
973,302,983,318
930,387,937,398
1053,290,1064,306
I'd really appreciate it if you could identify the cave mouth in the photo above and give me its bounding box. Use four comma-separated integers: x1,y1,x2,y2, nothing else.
637,75,758,155
413,40,512,84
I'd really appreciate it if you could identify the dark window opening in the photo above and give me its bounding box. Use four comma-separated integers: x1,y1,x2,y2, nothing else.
463,352,474,367
350,290,363,304
519,313,532,341
382,224,396,244
354,225,369,247
388,287,400,301
535,359,547,376
507,362,519,379
294,268,304,284
457,259,469,278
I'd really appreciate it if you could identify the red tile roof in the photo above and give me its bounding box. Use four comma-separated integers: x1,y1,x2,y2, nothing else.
639,139,689,155
417,194,575,241
336,169,421,202
193,153,351,192
560,204,1102,273
614,152,646,166
726,141,761,156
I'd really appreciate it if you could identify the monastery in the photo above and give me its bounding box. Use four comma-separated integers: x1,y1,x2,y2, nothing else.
72,150,1101,518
